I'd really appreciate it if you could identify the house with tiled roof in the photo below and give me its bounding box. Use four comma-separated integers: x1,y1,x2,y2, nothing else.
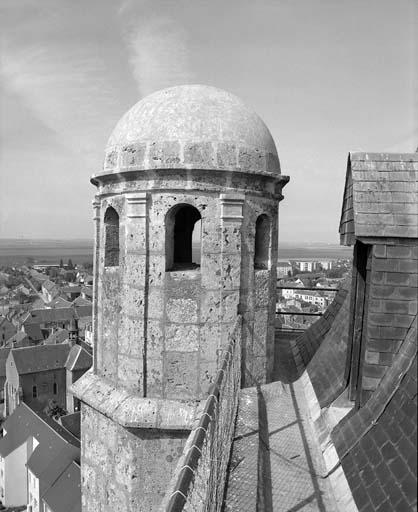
41,280,60,303
42,460,81,512
21,304,92,342
0,403,80,509
4,344,70,416
48,296,73,309
0,316,16,346
3,330,30,349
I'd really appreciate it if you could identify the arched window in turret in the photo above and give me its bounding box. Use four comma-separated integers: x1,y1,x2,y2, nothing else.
254,214,270,270
104,206,119,267
166,204,201,270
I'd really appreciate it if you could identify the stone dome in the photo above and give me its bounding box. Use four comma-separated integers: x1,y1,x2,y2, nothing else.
102,85,281,176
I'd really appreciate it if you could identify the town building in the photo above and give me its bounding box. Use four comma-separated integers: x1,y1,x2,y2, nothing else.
0,316,16,346
41,280,60,303
295,260,318,272
0,403,80,509
277,260,293,277
4,344,70,416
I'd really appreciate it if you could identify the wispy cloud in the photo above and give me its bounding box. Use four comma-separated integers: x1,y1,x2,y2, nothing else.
0,1,123,166
121,9,194,96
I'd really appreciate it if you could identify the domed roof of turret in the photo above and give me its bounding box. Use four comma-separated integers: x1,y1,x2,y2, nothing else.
101,84,281,176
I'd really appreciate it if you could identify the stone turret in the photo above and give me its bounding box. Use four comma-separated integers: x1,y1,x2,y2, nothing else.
73,84,289,511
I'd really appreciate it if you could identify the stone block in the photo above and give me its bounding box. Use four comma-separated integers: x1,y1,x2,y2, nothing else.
184,142,215,167
120,142,146,167
199,323,220,361
166,297,198,323
124,253,146,287
201,253,222,289
221,291,239,322
165,323,199,351
254,269,270,307
146,320,164,358
118,355,142,392
221,253,241,289
221,224,241,253
125,222,147,252
149,140,181,166
238,147,265,173
165,351,198,399
148,255,165,287
201,290,221,323
147,287,164,319
201,223,222,253
146,357,163,397
118,316,143,358
148,222,165,253
217,142,237,168
198,359,218,395
122,285,145,317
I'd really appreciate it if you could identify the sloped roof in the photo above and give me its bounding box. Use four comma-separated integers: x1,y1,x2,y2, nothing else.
23,305,92,326
0,347,11,378
24,308,75,325
24,323,43,342
0,403,79,459
42,461,81,512
4,331,29,348
9,344,71,374
65,344,92,372
48,296,72,309
44,328,69,345
42,280,58,292
339,152,418,245
59,412,81,439
71,296,91,307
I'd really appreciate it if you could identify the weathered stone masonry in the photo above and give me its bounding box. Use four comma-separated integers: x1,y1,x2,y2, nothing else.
72,85,289,511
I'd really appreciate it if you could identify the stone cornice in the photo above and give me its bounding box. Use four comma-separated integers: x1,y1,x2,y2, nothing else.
71,370,199,430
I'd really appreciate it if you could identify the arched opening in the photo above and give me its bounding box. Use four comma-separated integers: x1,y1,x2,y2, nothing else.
254,214,270,270
104,206,119,267
166,204,201,270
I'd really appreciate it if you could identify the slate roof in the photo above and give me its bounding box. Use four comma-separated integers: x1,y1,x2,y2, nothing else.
42,461,81,512
9,344,71,374
23,305,92,326
332,316,417,511
71,296,91,307
340,152,418,245
44,328,69,345
60,412,81,440
4,331,29,348
65,344,92,372
0,403,79,459
0,347,11,378
48,296,72,309
42,280,58,293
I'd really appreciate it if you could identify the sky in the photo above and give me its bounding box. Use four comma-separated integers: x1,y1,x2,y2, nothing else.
0,0,417,243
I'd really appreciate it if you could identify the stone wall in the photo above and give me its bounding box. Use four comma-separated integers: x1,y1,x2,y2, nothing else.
161,318,241,512
80,404,189,512
92,174,278,398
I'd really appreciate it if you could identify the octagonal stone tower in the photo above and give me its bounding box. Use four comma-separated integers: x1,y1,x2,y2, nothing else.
73,85,289,511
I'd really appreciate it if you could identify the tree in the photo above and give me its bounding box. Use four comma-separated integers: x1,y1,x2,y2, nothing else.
67,259,74,270
59,259,64,268
43,399,67,420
